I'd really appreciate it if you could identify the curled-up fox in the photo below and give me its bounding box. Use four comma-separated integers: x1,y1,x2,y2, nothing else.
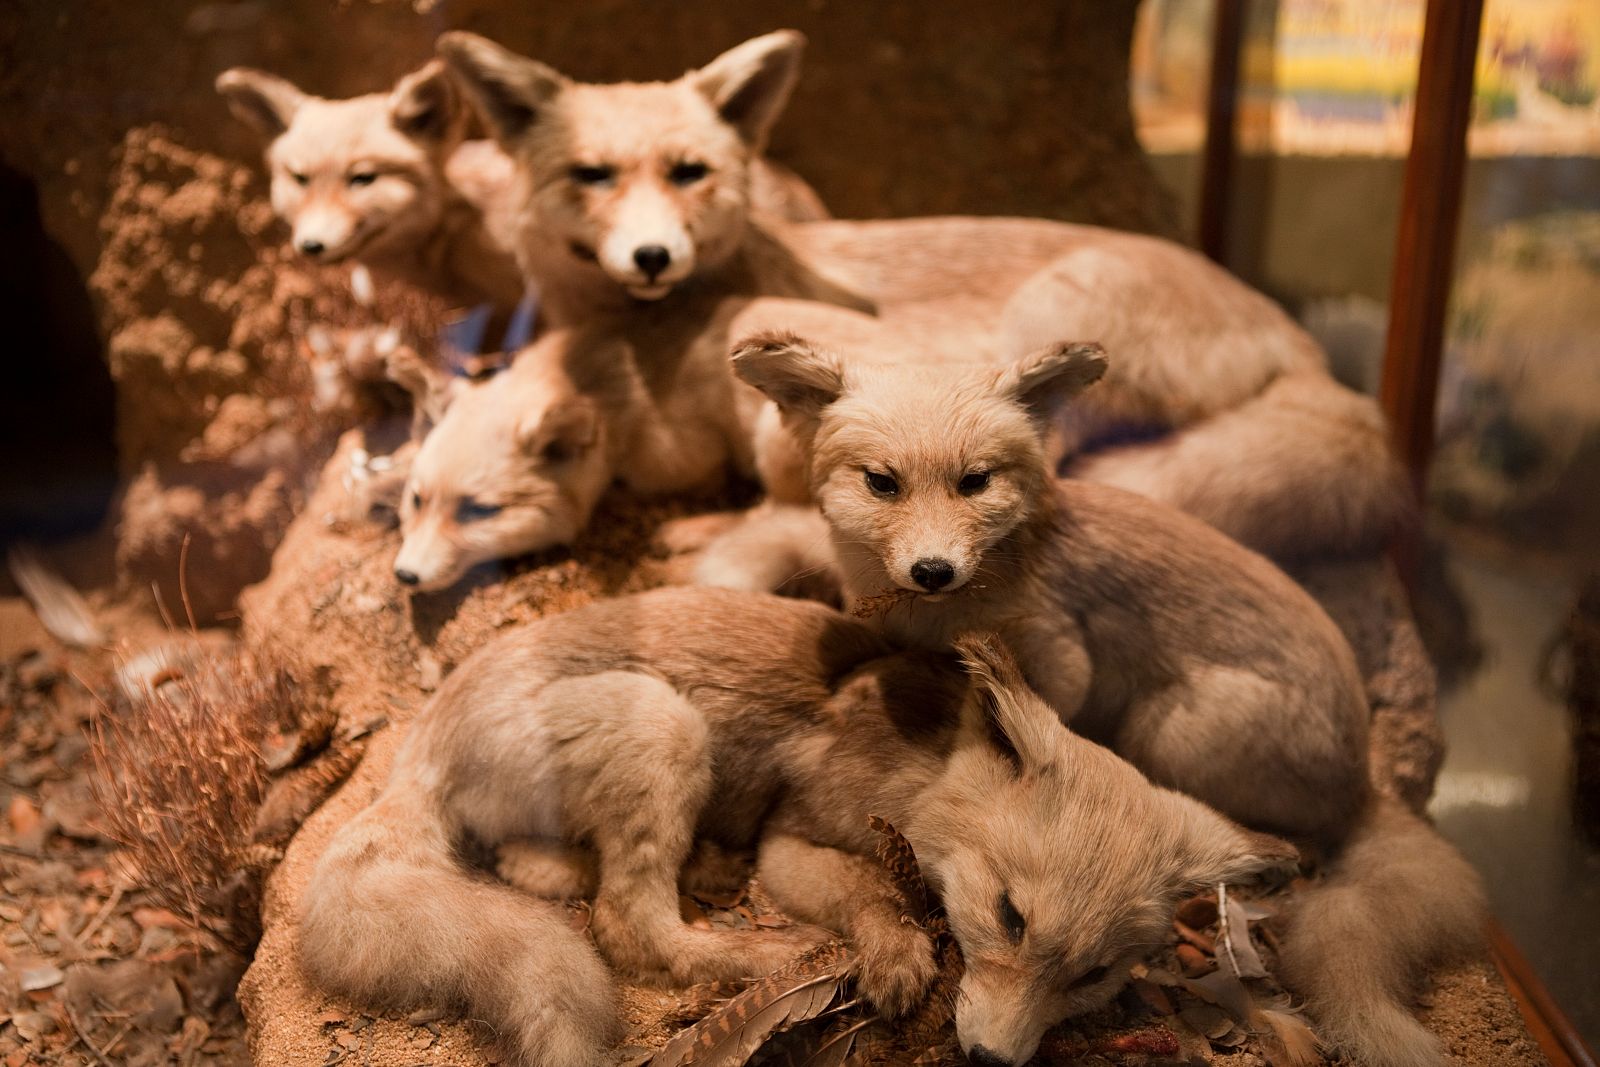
301,588,1299,1067
728,328,1486,1067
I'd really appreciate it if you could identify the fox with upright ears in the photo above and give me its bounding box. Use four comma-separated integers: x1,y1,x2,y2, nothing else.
300,587,1299,1067
217,60,526,309
216,56,827,310
733,330,1486,1067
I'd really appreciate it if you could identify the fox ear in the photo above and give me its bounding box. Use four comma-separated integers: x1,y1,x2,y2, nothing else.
689,30,806,147
391,60,462,144
216,68,306,138
997,342,1108,423
1166,792,1301,892
518,395,600,463
953,635,1061,775
731,331,844,422
436,32,566,146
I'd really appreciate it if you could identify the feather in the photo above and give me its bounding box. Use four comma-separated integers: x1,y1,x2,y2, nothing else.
868,815,931,922
1253,1002,1320,1067
649,941,855,1067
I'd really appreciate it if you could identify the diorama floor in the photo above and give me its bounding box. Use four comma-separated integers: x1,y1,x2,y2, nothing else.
1428,537,1600,1054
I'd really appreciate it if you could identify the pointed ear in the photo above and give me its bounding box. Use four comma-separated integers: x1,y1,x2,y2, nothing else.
688,30,806,147
436,32,567,146
953,634,1061,775
731,331,845,422
1165,792,1301,891
390,60,462,144
996,341,1108,423
216,68,307,138
518,395,600,463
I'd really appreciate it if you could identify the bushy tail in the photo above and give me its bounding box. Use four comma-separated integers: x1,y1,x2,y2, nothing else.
1069,372,1410,559
299,791,618,1067
1276,796,1486,1067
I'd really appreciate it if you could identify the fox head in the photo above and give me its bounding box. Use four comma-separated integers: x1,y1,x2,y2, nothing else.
436,30,804,301
734,332,1108,597
394,331,621,592
217,62,466,265
907,637,1298,1067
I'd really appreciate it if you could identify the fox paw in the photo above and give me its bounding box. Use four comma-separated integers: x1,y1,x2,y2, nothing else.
853,922,937,1017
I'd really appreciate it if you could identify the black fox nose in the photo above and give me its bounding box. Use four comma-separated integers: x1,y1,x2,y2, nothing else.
633,244,671,279
394,568,419,587
967,1047,1010,1067
910,558,956,591
298,238,326,257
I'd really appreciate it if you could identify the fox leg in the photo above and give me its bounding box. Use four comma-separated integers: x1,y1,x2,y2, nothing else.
757,831,937,1016
496,838,598,899
542,672,826,985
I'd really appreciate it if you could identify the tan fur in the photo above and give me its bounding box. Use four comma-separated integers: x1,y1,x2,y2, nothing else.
217,58,826,312
217,62,525,309
735,333,1485,1065
395,326,731,591
301,589,1296,1066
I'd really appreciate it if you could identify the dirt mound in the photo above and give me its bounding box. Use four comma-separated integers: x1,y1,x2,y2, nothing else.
232,443,1542,1066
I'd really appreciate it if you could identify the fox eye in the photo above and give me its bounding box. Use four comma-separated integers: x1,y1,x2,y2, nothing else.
864,470,899,497
290,171,310,186
410,491,423,511
1070,964,1110,989
998,891,1026,944
958,470,991,495
457,499,503,522
542,439,577,464
348,171,377,187
570,164,616,187
668,161,709,186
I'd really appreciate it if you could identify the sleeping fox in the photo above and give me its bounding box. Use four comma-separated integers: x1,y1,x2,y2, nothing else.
300,589,1300,1067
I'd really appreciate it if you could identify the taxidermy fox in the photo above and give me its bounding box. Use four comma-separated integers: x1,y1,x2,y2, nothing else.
439,31,1401,558
732,331,1485,1066
216,58,827,312
393,326,750,591
300,588,1301,1067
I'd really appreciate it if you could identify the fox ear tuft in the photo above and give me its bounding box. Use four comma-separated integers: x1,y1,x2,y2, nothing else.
1167,792,1301,892
216,68,306,138
954,634,1060,775
731,331,844,421
391,60,462,144
689,30,806,147
436,32,566,146
998,341,1108,423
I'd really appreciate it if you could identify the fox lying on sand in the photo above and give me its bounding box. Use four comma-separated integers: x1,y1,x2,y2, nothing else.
301,589,1304,1067
439,30,1402,558
216,57,827,311
728,330,1485,1066
393,327,753,591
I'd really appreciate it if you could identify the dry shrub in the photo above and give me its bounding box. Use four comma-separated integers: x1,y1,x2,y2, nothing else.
89,646,310,953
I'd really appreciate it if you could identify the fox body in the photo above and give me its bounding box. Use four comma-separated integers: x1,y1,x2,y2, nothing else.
301,588,1295,1067
395,327,748,591
732,332,1485,1065
217,58,826,312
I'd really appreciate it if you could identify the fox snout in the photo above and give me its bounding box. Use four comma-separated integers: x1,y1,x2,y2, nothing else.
291,204,362,262
597,184,695,299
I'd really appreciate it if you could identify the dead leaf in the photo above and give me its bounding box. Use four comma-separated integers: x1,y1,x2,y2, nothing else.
1175,894,1219,929
7,795,40,837
1176,943,1215,977
19,964,63,992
